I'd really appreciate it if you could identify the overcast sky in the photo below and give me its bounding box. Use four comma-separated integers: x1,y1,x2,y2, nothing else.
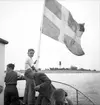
0,0,100,70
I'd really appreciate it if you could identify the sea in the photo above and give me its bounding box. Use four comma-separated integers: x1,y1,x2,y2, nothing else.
17,72,100,105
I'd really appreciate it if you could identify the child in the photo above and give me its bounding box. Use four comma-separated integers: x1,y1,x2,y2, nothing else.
53,88,73,105
23,49,37,105
4,63,24,105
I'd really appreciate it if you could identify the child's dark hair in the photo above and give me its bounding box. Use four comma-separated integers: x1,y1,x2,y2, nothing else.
7,63,15,70
28,49,35,53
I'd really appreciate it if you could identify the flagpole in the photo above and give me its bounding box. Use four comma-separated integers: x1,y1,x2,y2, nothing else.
35,0,46,70
35,29,41,70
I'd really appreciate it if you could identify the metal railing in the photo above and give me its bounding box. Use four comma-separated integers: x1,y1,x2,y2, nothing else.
52,80,96,105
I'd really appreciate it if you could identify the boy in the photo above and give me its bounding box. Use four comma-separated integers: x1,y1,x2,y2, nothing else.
4,63,24,105
23,49,37,105
53,88,73,105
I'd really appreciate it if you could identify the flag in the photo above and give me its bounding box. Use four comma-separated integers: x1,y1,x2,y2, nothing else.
42,0,85,56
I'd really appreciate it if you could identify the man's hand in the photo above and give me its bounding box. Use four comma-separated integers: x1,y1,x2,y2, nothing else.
34,85,40,91
31,66,35,70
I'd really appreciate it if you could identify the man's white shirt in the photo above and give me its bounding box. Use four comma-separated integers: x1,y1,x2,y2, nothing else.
25,56,34,70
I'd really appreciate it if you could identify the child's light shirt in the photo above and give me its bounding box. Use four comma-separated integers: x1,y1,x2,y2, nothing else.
25,56,34,70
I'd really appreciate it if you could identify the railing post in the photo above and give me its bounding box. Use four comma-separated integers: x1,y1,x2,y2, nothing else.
76,90,78,105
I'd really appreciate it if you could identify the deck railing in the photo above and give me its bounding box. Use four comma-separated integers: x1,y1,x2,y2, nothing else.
17,76,96,105
52,80,96,105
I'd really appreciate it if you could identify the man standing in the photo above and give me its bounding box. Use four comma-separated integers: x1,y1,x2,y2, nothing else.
25,69,56,105
4,63,24,105
23,49,37,105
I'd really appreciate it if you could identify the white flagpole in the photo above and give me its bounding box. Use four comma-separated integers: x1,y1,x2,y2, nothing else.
35,0,46,70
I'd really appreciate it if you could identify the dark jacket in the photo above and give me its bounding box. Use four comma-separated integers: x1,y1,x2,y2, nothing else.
34,72,55,99
5,71,24,86
5,71,18,85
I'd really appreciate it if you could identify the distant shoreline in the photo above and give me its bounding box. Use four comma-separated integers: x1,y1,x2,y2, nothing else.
17,69,100,73
39,70,100,73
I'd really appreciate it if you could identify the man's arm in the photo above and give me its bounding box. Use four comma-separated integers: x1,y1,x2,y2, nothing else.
25,58,37,71
17,72,25,80
0,85,3,94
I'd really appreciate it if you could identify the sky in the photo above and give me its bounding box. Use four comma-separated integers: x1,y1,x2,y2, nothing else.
0,0,100,70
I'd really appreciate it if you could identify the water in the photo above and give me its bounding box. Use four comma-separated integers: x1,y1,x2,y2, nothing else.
17,72,100,105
